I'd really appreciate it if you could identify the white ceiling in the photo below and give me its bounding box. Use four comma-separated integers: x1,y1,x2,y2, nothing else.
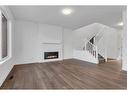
9,6,126,29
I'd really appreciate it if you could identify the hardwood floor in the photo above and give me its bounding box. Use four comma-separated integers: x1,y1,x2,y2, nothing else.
1,59,127,89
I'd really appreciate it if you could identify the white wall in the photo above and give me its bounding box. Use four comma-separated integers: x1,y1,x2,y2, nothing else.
0,6,15,86
117,30,122,60
14,20,73,64
74,23,102,40
122,9,127,71
38,24,63,43
106,29,121,59
63,28,73,59
97,27,120,59
14,21,40,64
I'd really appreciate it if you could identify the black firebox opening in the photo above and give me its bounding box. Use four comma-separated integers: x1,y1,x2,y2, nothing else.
44,51,59,59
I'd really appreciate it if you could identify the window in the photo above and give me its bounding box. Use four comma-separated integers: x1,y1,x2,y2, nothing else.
0,10,8,61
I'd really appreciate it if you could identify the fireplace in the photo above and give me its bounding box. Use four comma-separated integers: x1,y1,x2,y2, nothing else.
44,51,59,59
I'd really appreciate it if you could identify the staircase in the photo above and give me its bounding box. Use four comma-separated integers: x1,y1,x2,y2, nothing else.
73,23,108,64
83,27,107,63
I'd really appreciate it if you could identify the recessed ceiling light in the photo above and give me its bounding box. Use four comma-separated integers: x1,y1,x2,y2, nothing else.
117,22,123,26
62,8,73,15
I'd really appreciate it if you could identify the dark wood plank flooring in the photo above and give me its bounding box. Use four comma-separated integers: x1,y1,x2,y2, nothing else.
1,59,127,89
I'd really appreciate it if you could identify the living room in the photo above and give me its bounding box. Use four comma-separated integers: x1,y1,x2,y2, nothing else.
0,5,126,90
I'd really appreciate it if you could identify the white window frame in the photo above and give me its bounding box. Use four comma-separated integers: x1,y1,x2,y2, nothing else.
0,8,12,64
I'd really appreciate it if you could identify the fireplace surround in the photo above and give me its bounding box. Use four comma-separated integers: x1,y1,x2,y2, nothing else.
42,43,62,62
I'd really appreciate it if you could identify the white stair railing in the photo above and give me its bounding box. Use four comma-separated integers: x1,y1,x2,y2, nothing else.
83,40,98,59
